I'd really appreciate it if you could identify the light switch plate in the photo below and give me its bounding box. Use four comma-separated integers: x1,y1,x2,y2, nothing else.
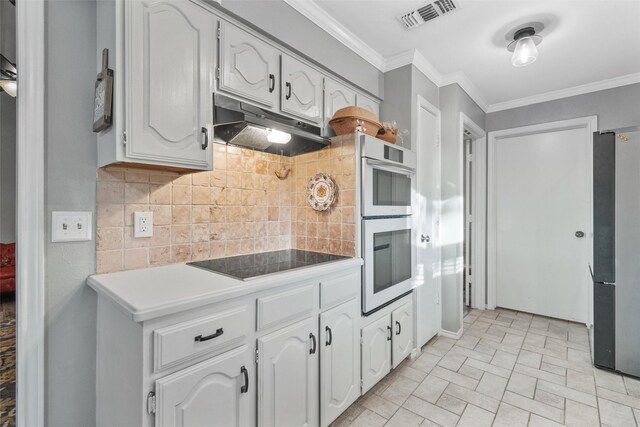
52,211,93,242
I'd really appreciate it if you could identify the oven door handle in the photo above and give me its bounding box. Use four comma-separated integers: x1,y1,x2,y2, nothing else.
365,158,416,175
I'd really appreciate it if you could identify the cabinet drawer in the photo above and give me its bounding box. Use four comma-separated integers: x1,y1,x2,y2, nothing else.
320,271,359,310
154,304,250,372
257,284,315,331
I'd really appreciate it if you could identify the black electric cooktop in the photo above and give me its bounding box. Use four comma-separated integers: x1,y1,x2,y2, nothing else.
188,249,348,280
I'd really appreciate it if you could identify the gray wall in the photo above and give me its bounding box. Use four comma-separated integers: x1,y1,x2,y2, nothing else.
380,65,412,141
0,1,15,243
220,0,383,98
381,68,478,334
0,97,15,243
380,65,440,150
486,83,640,132
439,83,485,333
411,65,439,109
45,1,97,425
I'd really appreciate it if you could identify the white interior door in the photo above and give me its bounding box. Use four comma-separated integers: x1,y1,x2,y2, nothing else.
491,121,593,322
414,98,441,348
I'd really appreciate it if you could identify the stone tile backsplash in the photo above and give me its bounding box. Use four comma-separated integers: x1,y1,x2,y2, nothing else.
95,136,356,274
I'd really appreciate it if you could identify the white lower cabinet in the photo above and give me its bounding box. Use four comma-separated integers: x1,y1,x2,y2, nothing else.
155,345,254,427
391,301,414,368
258,317,319,427
93,264,362,427
361,297,415,393
320,299,360,426
361,315,392,394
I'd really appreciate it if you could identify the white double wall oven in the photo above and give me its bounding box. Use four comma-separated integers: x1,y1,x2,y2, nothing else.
361,136,417,314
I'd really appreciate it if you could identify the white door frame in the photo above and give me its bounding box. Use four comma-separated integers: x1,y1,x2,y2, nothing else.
16,1,45,426
413,94,442,345
487,116,597,325
459,113,486,311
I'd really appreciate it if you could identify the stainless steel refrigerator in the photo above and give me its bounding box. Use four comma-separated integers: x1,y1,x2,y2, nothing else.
593,126,640,377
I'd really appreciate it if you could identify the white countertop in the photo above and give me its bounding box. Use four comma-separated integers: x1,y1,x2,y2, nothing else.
87,257,363,322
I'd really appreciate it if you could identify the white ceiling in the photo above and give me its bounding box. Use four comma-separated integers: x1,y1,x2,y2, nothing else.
296,0,640,110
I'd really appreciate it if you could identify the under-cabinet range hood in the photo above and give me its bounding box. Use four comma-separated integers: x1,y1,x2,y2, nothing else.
213,93,330,156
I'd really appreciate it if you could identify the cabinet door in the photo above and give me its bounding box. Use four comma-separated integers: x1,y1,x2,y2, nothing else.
361,315,391,394
281,55,324,125
127,0,213,170
392,301,414,368
320,299,360,426
155,345,254,427
219,21,280,108
324,78,356,136
356,93,380,119
258,317,318,427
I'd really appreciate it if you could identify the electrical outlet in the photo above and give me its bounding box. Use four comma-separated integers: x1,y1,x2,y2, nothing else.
134,211,153,238
52,211,93,242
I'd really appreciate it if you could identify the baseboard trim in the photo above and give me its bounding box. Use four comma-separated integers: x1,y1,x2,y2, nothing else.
410,348,421,360
439,327,463,339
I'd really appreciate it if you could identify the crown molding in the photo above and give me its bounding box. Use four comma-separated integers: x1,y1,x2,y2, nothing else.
382,50,416,73
410,50,445,87
441,71,490,112
281,0,638,115
282,0,386,70
487,72,640,113
386,50,490,112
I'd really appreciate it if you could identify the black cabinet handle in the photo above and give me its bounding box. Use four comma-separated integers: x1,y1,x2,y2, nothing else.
285,82,292,100
387,325,392,341
194,327,223,342
309,332,317,354
269,73,275,93
201,126,208,150
325,326,332,346
240,366,249,394
396,321,401,335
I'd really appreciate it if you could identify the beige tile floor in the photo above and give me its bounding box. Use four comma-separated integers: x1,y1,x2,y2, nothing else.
332,308,640,427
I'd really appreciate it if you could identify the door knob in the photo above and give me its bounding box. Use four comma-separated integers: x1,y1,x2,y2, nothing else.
421,234,430,243
575,231,585,238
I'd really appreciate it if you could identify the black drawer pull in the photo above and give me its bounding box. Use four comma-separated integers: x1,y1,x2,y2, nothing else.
240,366,249,393
285,82,292,100
309,332,317,354
201,126,208,150
269,73,275,93
396,320,401,335
325,326,332,346
387,325,392,341
194,328,223,342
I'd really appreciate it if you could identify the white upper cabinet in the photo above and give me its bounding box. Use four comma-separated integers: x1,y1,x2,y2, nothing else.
281,55,324,125
324,78,357,136
219,21,280,108
155,345,254,427
258,317,319,427
126,0,214,170
356,93,380,119
320,299,360,427
391,301,413,368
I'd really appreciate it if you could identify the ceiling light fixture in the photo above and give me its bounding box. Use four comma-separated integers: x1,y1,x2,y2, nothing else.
0,54,17,97
507,27,542,67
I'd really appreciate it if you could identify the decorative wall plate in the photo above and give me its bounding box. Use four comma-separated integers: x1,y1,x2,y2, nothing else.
307,173,336,211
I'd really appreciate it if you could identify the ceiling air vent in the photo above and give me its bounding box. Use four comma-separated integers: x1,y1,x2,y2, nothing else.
399,0,459,30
